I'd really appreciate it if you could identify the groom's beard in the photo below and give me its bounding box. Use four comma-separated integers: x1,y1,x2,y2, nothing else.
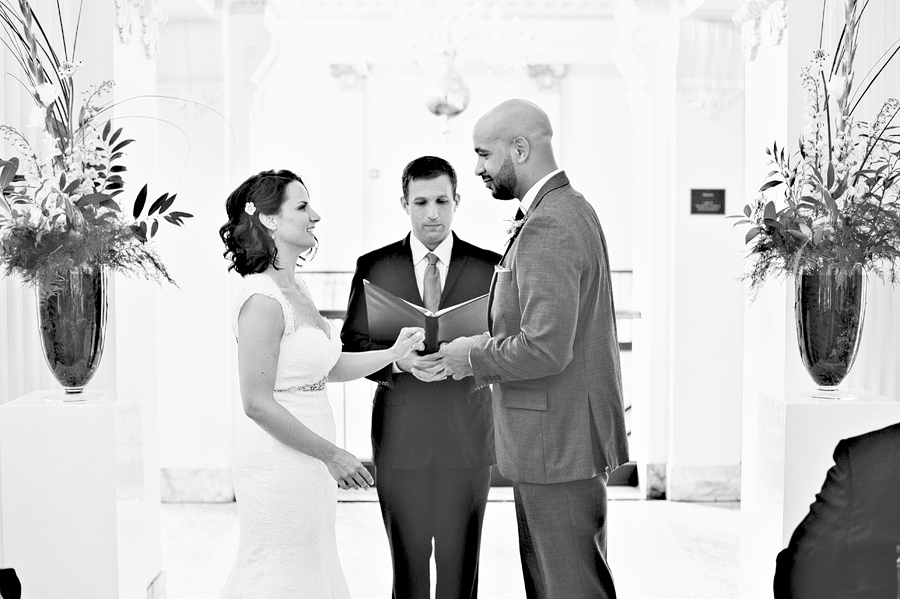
490,155,518,200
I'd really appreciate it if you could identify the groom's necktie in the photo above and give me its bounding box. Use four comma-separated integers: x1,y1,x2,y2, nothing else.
423,252,441,313
515,207,524,221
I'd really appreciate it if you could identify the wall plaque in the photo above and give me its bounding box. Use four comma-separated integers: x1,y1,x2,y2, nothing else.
690,189,726,215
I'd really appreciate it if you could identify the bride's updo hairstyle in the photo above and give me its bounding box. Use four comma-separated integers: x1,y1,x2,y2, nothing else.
219,169,306,276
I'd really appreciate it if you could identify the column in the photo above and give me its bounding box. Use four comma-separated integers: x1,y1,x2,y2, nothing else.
616,0,747,500
667,16,745,501
614,0,678,499
151,0,276,502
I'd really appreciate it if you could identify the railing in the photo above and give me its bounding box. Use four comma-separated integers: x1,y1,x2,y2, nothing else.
299,270,641,461
301,269,639,347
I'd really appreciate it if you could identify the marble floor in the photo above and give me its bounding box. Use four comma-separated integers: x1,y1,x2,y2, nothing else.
161,487,740,599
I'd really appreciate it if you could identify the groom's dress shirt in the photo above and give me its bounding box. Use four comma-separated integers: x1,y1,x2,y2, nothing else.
518,168,562,214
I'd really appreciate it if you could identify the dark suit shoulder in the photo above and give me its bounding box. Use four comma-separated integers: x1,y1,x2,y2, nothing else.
453,236,501,265
355,238,408,267
843,422,900,465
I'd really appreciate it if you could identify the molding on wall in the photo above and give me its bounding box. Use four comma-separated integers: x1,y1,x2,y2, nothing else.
527,64,568,91
676,18,744,118
642,462,667,499
268,0,617,18
732,0,788,61
160,468,234,503
678,88,743,117
230,0,268,13
114,0,168,58
666,464,741,501
157,82,225,119
331,63,370,90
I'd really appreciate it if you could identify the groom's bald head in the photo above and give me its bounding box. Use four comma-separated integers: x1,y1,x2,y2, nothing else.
475,99,554,148
472,99,559,200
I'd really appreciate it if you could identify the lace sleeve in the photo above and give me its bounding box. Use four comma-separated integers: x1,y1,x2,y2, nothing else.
233,274,295,340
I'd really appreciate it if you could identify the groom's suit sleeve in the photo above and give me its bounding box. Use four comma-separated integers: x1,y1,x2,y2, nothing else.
340,255,397,387
469,205,584,385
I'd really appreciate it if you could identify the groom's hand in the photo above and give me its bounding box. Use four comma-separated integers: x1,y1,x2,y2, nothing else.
397,352,447,382
439,335,479,380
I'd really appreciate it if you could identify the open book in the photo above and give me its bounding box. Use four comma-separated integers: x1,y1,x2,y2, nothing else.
363,279,489,353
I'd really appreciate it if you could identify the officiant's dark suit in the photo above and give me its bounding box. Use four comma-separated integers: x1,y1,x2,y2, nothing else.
773,422,900,599
340,156,499,599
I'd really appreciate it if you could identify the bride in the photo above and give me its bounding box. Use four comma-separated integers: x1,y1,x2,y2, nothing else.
218,169,425,598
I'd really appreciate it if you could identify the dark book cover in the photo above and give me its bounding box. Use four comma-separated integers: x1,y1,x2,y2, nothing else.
363,279,489,353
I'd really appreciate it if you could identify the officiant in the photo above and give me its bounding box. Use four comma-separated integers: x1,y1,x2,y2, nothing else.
340,156,500,599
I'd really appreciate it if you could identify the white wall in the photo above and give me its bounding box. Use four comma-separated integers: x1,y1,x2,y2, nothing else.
668,90,745,496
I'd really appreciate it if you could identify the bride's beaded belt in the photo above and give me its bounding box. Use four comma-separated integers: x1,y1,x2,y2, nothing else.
274,376,328,393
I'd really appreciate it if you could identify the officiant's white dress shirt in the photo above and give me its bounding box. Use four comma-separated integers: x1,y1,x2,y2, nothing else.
409,233,453,299
392,233,454,372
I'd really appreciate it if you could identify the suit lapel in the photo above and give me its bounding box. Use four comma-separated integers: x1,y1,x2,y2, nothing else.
488,171,570,332
527,170,569,217
441,233,468,307
487,270,498,333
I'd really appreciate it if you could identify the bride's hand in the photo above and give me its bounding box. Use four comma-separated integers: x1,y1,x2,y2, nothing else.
391,327,426,361
325,447,374,490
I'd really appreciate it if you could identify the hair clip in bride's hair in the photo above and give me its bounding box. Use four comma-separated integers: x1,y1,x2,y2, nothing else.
244,201,257,216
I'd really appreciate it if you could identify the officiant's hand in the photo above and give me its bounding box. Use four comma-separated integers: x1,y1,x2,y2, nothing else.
398,352,447,382
439,335,480,380
390,327,426,361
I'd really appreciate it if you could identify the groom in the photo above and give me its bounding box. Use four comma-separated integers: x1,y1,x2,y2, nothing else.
440,99,629,599
341,156,500,599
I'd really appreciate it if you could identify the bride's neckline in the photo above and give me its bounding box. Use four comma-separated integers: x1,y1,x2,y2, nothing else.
259,273,332,340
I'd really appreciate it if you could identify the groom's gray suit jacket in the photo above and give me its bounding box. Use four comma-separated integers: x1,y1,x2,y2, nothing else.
470,171,629,484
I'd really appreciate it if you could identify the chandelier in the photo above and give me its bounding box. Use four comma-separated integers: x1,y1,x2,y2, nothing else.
392,0,537,124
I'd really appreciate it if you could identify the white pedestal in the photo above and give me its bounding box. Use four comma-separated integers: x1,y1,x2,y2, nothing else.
0,391,145,599
738,388,900,598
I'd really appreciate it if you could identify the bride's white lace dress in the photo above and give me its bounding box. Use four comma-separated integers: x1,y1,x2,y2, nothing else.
219,273,351,599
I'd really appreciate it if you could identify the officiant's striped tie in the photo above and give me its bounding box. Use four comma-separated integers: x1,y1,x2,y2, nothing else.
423,252,441,312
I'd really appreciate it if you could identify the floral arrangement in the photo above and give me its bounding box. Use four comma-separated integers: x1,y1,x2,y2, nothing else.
0,0,191,292
733,0,900,295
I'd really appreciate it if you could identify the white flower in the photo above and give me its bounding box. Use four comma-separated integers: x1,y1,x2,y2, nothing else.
34,82,60,107
58,61,82,78
505,217,527,244
42,133,63,159
26,108,45,129
827,75,848,102
244,202,257,216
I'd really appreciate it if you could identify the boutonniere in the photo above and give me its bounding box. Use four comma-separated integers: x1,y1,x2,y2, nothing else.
505,216,527,246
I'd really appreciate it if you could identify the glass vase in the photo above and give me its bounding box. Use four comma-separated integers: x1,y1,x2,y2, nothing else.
794,265,866,398
35,266,108,396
